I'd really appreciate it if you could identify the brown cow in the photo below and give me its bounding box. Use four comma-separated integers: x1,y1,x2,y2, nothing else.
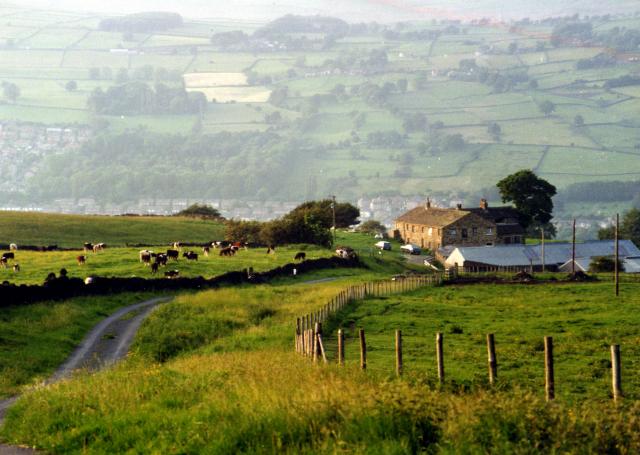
294,252,306,261
77,255,86,265
219,247,234,257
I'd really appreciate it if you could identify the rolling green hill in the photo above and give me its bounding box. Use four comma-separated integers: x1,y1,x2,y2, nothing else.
0,211,224,247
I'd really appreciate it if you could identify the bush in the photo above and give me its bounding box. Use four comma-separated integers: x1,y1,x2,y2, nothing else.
589,256,624,273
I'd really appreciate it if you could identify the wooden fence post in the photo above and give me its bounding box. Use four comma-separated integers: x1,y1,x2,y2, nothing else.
317,332,328,364
359,329,367,370
544,336,554,401
313,322,322,362
611,344,622,402
396,330,403,377
296,318,301,353
487,333,497,385
338,329,345,365
436,332,444,384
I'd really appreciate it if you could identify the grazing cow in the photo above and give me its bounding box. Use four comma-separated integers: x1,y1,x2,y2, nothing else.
140,250,152,264
150,262,159,274
219,247,234,257
93,243,106,253
202,246,210,257
266,245,276,254
9,243,17,251
164,269,179,278
77,255,86,265
12,263,19,272
2,252,14,261
294,252,306,261
173,242,181,250
166,249,179,261
0,257,7,269
83,242,93,253
183,251,198,261
155,254,168,266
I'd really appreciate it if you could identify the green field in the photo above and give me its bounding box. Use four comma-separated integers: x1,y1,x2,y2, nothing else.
0,244,333,285
0,211,224,248
3,279,640,452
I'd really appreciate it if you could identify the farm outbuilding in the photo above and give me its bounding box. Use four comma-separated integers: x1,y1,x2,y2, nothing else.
445,240,640,272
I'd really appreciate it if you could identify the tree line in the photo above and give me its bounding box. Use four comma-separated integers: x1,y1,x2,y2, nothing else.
87,82,207,115
225,199,359,247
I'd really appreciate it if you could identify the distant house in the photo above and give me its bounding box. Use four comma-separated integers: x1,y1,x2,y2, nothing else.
393,199,524,251
444,240,640,272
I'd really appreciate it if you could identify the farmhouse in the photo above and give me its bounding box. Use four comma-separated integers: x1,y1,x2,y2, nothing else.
393,199,524,251
444,240,640,272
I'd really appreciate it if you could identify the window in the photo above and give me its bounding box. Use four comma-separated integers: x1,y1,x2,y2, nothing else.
411,225,415,233
461,228,468,239
505,237,511,244
472,227,478,236
485,227,493,236
513,236,521,243
448,228,457,236
421,227,425,233
428,227,433,236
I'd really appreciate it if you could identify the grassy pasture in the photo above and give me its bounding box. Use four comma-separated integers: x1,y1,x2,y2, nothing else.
183,71,247,87
325,283,640,401
4,280,640,452
0,211,224,248
0,244,333,285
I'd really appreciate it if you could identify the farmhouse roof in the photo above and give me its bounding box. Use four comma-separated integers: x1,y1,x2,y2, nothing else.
395,201,523,231
446,240,640,268
395,206,469,227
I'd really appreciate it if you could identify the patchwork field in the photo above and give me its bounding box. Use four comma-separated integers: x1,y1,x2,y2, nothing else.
1,5,640,217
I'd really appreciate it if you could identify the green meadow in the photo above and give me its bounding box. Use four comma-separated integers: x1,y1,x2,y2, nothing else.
0,211,224,248
4,277,640,452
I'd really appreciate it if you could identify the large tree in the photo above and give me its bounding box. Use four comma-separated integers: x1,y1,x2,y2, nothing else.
496,170,557,229
287,199,360,229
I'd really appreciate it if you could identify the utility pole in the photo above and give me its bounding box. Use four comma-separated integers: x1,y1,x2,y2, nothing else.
330,195,336,246
572,219,576,275
541,227,545,273
615,213,619,297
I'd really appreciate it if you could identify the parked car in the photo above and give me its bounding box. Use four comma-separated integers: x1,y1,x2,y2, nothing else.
400,244,421,255
375,241,391,250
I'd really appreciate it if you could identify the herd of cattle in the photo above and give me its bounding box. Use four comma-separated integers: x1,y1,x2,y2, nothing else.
1,243,19,272
1,240,317,280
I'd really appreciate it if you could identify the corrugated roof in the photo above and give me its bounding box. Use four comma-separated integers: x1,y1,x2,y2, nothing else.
446,240,640,267
395,206,468,227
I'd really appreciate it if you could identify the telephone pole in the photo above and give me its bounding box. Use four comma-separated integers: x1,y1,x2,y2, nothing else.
615,213,619,297
330,195,336,246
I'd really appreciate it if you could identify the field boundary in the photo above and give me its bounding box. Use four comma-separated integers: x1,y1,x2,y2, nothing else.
295,274,442,359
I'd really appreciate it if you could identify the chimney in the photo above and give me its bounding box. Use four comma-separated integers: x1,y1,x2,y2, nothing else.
480,198,488,210
425,197,431,209
456,203,462,210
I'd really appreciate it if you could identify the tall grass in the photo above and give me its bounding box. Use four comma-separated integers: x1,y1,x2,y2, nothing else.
4,351,640,453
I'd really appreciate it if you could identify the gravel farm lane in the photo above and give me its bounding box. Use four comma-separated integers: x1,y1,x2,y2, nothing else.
0,296,172,454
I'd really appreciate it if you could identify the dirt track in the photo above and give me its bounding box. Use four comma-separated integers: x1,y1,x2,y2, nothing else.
0,296,171,454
